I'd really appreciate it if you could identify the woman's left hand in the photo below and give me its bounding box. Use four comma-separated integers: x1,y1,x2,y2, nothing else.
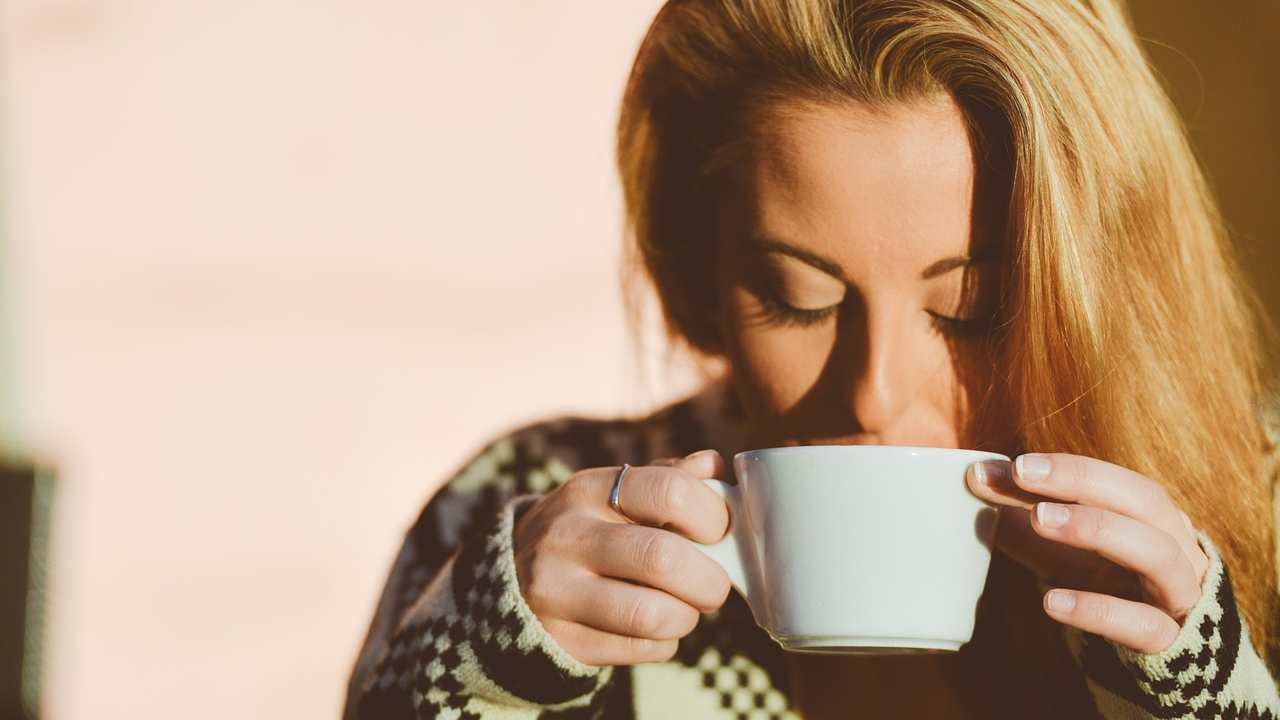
966,453,1210,654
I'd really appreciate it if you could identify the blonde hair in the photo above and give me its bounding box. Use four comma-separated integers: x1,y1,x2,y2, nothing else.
617,0,1278,705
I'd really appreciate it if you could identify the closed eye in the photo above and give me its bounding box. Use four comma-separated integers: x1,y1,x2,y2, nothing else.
927,309,993,339
756,294,840,328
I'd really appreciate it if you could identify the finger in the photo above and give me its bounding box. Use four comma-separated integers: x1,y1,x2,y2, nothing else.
541,617,678,666
551,573,700,641
1182,511,1209,585
1041,588,1180,655
650,457,681,467
1030,502,1201,618
669,449,726,480
967,460,1048,508
587,464,730,544
584,522,732,612
1010,453,1199,562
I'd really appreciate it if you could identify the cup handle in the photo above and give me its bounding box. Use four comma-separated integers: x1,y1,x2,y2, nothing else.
693,478,749,598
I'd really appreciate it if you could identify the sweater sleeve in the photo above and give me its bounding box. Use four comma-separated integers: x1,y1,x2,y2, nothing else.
344,435,614,719
1065,532,1280,719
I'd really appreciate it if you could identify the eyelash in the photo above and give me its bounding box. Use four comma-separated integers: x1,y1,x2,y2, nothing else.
925,310,993,339
757,294,992,338
756,294,838,329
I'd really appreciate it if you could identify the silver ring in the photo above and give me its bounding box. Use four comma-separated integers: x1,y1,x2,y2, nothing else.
609,464,633,522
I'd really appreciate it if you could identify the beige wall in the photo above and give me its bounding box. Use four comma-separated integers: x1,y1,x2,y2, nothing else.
2,2,676,718
2,2,1273,719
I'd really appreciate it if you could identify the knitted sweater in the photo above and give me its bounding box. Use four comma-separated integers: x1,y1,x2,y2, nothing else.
344,382,1280,719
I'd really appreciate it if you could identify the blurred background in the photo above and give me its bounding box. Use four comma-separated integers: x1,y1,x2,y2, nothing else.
0,1,1275,718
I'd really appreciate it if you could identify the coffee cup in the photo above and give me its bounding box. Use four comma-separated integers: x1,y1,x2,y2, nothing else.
693,445,1005,653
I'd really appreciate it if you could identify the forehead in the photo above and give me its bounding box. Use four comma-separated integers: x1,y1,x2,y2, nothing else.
736,97,982,272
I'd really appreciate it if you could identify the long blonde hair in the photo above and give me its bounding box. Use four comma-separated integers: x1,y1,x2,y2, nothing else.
616,0,1278,697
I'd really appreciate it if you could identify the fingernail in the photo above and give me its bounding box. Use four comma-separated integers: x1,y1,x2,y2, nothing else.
685,449,716,461
971,460,1010,487
1045,589,1076,614
1016,454,1051,483
1036,502,1070,528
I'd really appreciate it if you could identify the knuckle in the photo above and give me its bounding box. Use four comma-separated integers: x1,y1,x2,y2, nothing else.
624,636,653,659
622,636,649,660
550,512,588,545
638,532,681,578
673,603,700,636
1180,510,1194,530
655,473,687,516
1079,510,1110,545
536,509,567,538
542,513,583,552
1062,456,1090,492
560,474,594,504
1136,613,1167,642
1153,482,1171,504
1169,597,1195,620
1081,598,1113,628
540,618,578,658
1140,479,1169,509
521,556,559,611
1159,539,1189,577
625,596,663,637
1194,550,1210,580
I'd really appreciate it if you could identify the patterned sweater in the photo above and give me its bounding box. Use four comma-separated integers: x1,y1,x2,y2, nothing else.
344,382,1280,719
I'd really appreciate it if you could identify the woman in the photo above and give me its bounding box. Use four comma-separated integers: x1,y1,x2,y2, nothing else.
345,0,1280,717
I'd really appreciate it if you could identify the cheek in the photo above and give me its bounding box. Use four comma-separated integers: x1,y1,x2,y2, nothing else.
720,287,834,413
922,361,965,434
944,341,1014,447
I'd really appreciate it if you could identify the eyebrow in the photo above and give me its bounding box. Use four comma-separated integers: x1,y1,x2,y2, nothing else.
754,236,994,281
755,238,848,280
920,254,994,279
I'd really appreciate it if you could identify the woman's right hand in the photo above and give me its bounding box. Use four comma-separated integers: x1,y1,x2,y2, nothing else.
512,449,734,666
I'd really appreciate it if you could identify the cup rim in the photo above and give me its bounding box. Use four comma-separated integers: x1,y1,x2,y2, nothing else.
732,444,1010,463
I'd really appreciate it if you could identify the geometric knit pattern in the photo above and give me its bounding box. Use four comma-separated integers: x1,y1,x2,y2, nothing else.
1069,533,1280,719
344,383,1280,719
356,497,613,719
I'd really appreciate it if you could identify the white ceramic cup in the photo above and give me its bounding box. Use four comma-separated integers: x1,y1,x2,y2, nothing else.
693,445,1006,654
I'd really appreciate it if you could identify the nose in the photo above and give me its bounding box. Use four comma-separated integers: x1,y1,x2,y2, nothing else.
838,299,917,433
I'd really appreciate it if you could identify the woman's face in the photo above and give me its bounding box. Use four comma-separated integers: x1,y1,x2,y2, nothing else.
713,95,1011,451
